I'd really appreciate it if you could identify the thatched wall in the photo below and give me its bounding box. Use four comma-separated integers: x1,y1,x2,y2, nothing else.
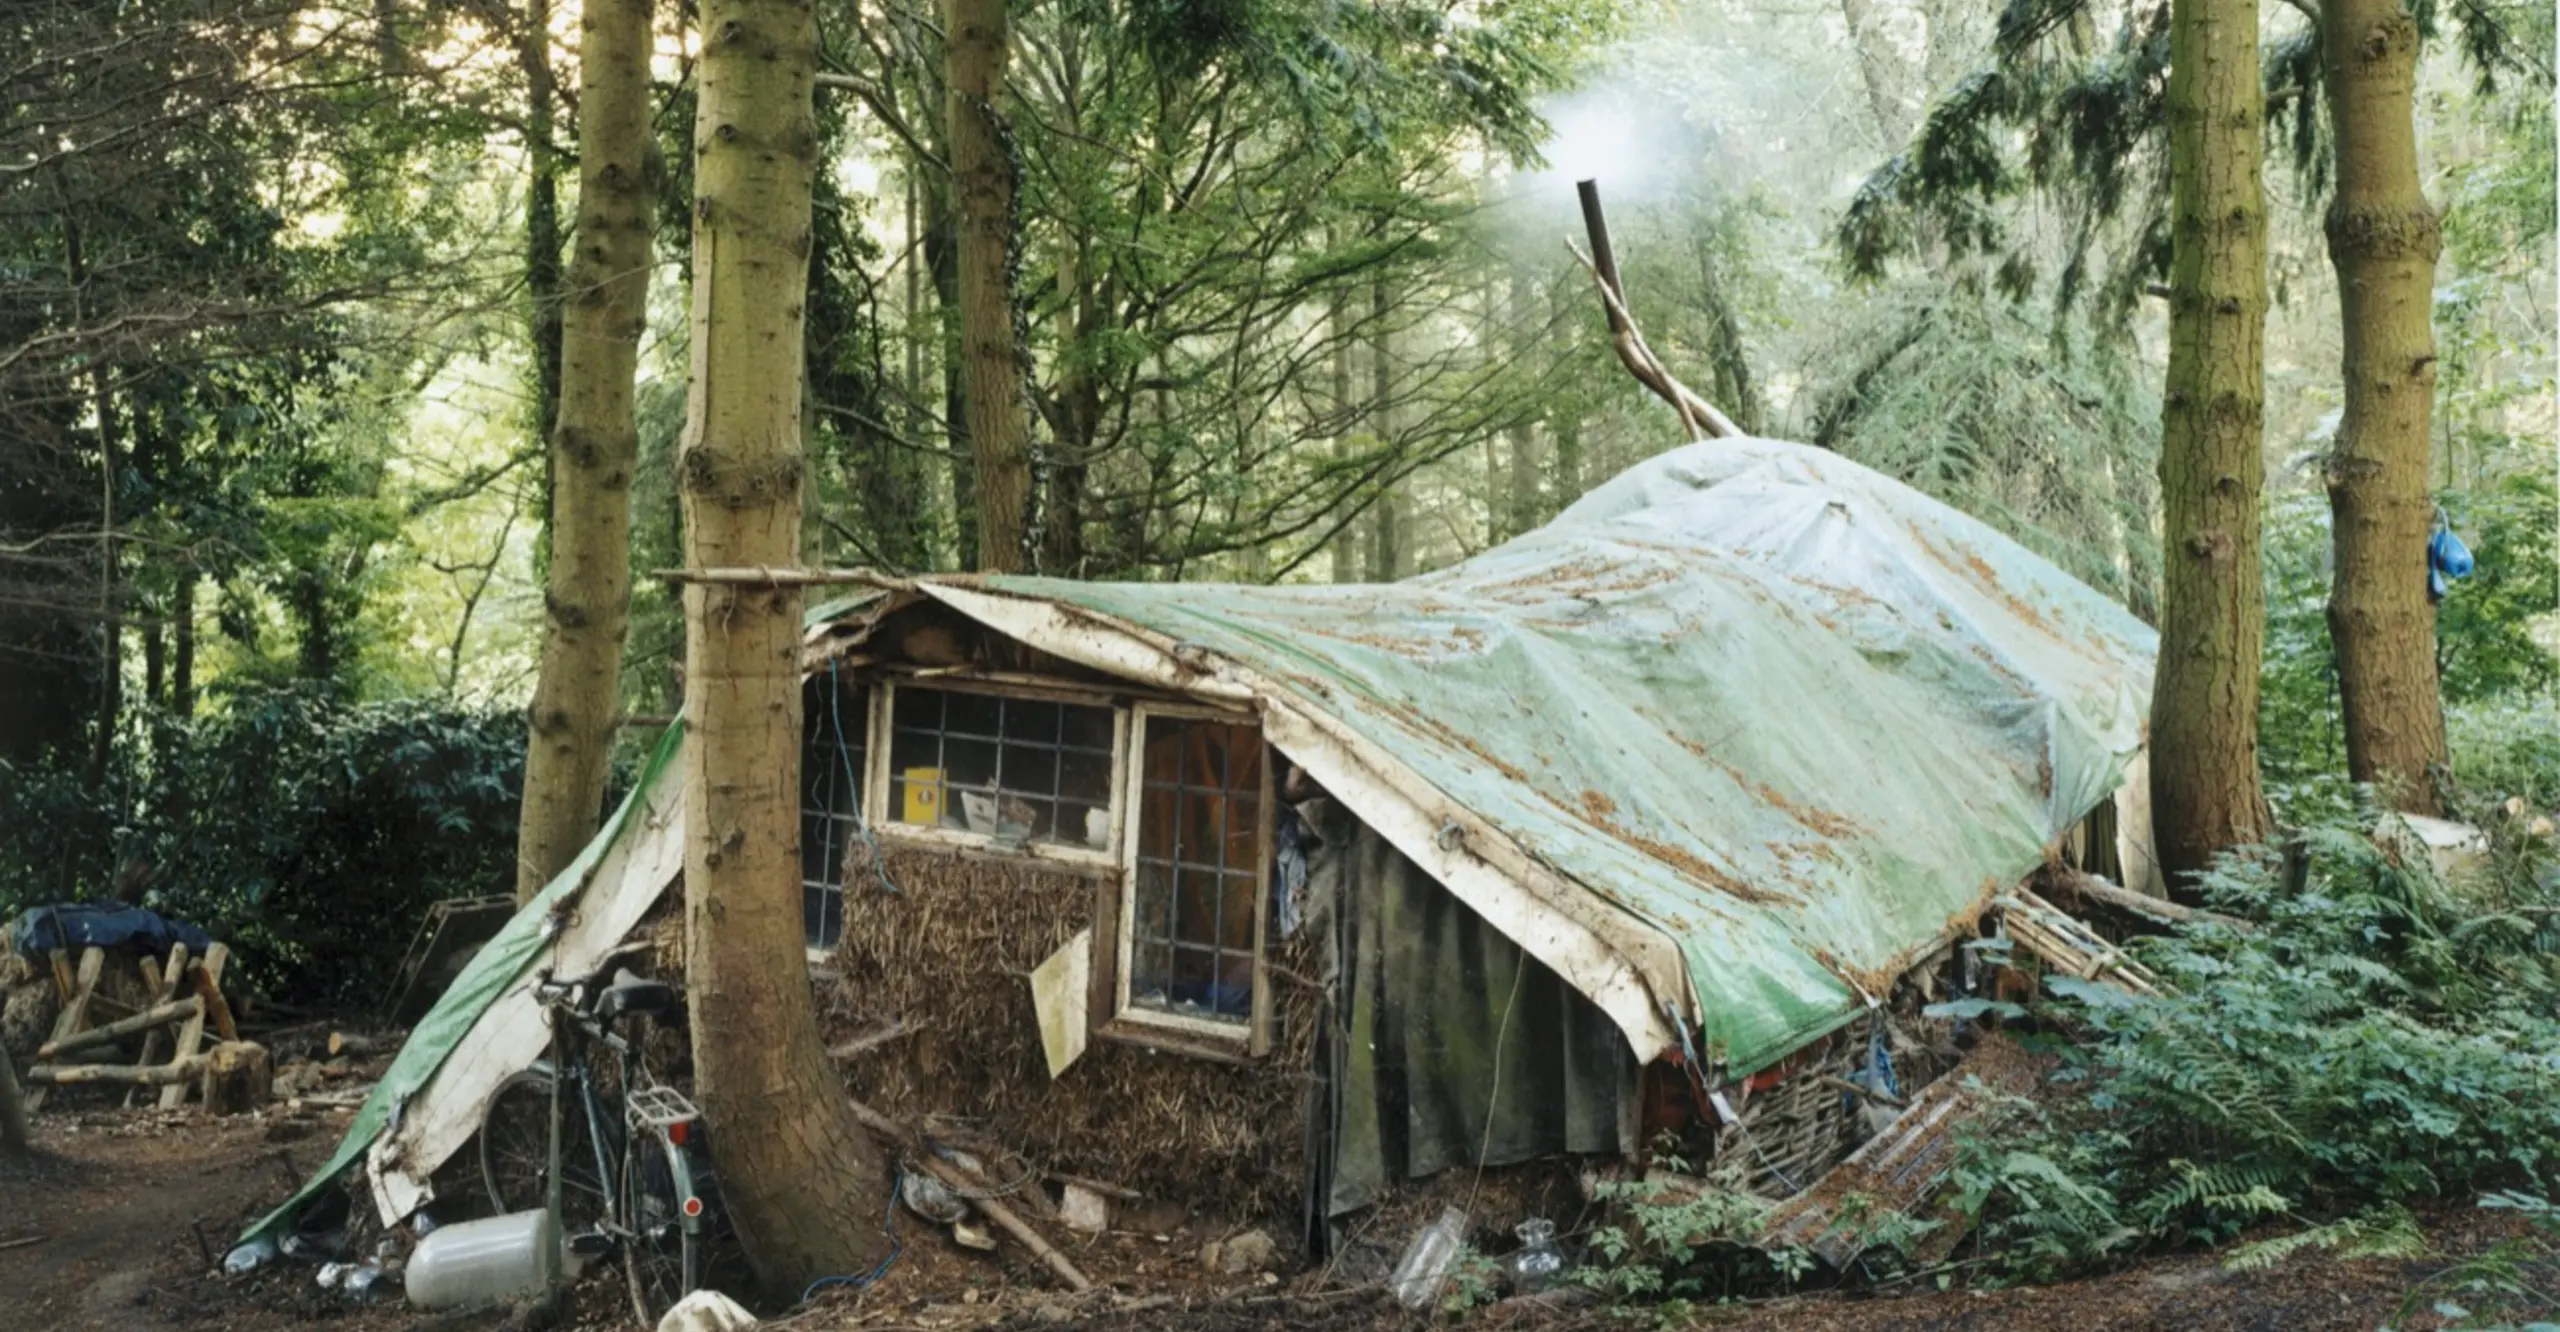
826,845,1321,1221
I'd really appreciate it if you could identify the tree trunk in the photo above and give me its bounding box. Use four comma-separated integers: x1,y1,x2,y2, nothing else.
679,0,893,1296
170,572,194,719
1503,275,1541,541
0,1049,25,1152
1364,280,1405,582
523,0,565,542
514,0,654,903
947,0,1032,574
2321,0,2446,815
2150,0,2272,892
1840,0,1913,143
1328,288,1362,583
922,167,975,569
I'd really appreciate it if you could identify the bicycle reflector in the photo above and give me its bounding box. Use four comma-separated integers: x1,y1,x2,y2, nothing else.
667,1119,692,1146
683,1196,705,1219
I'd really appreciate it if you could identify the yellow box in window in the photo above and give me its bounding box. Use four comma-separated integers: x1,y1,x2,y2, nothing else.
902,767,945,824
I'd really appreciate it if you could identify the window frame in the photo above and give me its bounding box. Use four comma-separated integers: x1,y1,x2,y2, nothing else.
1108,702,1273,1052
862,677,1130,870
799,674,873,950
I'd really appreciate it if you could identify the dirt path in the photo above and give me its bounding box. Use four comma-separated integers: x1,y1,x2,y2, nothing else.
2,1101,2545,1332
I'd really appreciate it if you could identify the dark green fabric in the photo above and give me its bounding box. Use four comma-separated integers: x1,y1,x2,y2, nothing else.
1322,815,1632,1217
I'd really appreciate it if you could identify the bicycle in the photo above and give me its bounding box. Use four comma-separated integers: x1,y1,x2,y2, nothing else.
477,962,723,1321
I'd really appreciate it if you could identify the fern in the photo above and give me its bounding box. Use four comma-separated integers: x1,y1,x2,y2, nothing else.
2224,1207,2427,1272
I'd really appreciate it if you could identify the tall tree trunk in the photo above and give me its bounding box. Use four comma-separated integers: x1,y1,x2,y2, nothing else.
680,0,892,1295
1692,236,1763,434
2151,0,2272,892
523,0,565,540
1840,0,1913,143
921,167,975,568
2321,0,2446,814
514,0,654,903
1502,275,1540,542
1364,281,1405,581
1328,288,1362,583
171,572,194,719
946,0,1031,574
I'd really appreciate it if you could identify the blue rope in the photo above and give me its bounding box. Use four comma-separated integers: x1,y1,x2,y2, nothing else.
799,1178,904,1305
828,661,898,895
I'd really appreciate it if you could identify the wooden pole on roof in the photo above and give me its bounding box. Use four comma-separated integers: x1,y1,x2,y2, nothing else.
1573,180,1741,442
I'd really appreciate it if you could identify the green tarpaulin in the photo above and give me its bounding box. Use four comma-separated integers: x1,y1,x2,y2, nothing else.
970,440,2156,1074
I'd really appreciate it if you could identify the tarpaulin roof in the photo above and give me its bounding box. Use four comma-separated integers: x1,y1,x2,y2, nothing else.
915,439,2156,1074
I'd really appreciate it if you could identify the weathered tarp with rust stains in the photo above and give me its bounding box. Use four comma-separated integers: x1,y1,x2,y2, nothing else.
978,440,2155,1074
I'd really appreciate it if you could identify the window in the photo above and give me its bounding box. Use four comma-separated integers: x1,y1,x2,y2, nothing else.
800,674,869,948
1120,711,1267,1033
880,684,1120,857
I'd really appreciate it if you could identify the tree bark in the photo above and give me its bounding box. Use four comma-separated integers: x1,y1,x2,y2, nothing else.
2151,0,2272,892
1840,0,1913,143
679,0,893,1296
946,0,1032,574
2320,0,2447,814
0,1050,25,1152
514,0,655,903
1328,287,1362,583
1364,280,1405,581
523,0,566,541
170,571,194,719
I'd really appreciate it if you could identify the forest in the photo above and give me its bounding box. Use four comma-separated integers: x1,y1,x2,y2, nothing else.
0,0,2555,1325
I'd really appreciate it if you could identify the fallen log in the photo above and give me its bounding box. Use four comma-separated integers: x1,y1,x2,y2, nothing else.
2044,866,2248,933
326,1031,399,1058
29,1056,208,1086
37,998,202,1061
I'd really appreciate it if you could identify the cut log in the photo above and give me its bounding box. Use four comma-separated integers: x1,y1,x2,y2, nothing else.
326,1031,399,1058
30,1056,208,1086
199,1042,273,1115
37,998,201,1062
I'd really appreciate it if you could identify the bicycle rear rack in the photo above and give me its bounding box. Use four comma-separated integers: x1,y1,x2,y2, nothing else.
625,1085,701,1132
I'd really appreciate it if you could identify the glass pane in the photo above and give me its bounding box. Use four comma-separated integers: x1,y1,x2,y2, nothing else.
888,724,939,776
1138,786,1178,860
1132,940,1173,1005
803,883,842,950
1135,859,1175,941
1060,704,1114,752
1008,697,1062,744
1214,952,1255,1019
801,812,833,886
1172,945,1217,998
1000,742,1059,796
942,736,998,790
893,686,943,731
944,689,1002,737
1059,747,1112,803
1217,873,1255,950
1174,867,1218,947
1060,800,1110,850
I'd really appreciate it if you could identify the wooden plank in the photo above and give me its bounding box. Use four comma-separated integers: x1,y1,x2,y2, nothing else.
26,948,103,1115
125,942,187,1109
158,944,226,1110
193,950,238,1043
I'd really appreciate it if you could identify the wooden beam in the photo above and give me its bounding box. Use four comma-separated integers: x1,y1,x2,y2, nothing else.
37,998,201,1061
126,941,188,1109
651,566,904,589
159,944,227,1110
30,1056,208,1086
27,948,103,1114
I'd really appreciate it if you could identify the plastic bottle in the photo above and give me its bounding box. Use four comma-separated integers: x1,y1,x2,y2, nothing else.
402,1209,560,1310
1388,1206,1467,1311
1508,1217,1566,1294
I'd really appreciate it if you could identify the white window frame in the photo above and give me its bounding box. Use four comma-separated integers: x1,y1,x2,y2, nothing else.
863,678,1129,871
1110,703,1272,1051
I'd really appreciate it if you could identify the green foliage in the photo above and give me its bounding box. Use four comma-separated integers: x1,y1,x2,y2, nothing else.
0,690,530,1008
1808,283,2162,616
2439,471,2560,703
1950,814,2560,1278
1570,1165,1813,1306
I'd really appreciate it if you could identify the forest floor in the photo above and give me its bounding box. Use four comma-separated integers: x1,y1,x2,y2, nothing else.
3,1101,2546,1332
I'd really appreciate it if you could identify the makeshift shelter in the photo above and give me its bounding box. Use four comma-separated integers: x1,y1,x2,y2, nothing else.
250,438,2159,1249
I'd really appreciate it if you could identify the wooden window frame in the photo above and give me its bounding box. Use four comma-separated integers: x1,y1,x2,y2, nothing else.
1105,703,1273,1055
862,678,1130,871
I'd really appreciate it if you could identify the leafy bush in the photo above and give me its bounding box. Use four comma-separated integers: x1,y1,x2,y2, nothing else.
1953,812,2560,1275
0,688,529,1008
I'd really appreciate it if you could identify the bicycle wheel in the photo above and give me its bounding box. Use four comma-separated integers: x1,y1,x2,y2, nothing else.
479,1068,608,1224
621,1132,701,1318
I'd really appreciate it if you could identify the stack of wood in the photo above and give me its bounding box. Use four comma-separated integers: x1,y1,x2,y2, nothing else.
18,941,268,1114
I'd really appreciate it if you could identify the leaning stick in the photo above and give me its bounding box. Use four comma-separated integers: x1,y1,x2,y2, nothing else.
844,1095,1091,1291
37,998,201,1061
1571,179,1741,441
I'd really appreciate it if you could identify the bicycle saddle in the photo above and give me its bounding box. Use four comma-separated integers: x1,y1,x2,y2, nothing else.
594,968,679,1021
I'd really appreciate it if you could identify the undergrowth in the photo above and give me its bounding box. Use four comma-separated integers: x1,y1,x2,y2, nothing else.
1953,800,2560,1281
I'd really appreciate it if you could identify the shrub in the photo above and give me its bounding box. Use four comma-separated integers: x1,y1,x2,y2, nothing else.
0,687,529,1008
